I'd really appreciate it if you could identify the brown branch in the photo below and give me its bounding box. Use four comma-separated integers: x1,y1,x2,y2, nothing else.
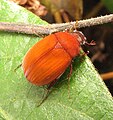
0,14,113,37
100,72,113,80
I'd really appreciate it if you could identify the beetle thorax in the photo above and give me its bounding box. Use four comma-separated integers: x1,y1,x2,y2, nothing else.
54,32,80,58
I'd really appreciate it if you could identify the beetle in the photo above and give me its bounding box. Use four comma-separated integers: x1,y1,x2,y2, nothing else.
22,31,86,85
22,30,94,106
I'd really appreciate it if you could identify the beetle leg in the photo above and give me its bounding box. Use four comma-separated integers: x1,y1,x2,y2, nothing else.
67,63,73,98
67,63,73,79
14,63,22,72
37,88,50,107
79,50,90,63
47,79,59,90
37,79,59,107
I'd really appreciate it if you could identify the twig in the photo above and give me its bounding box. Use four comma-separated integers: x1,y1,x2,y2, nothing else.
100,72,113,80
0,14,113,37
0,23,50,37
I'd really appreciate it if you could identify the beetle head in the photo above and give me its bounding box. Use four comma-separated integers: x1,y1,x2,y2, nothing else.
73,30,96,46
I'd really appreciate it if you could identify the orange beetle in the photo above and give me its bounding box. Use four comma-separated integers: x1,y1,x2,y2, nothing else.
22,31,87,86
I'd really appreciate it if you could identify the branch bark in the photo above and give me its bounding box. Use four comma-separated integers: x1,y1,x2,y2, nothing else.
0,14,113,37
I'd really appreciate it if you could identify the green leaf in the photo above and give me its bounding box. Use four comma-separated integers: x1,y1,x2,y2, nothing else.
0,0,113,120
101,0,113,12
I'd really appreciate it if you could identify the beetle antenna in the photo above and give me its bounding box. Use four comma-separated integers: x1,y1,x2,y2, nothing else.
85,40,96,46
